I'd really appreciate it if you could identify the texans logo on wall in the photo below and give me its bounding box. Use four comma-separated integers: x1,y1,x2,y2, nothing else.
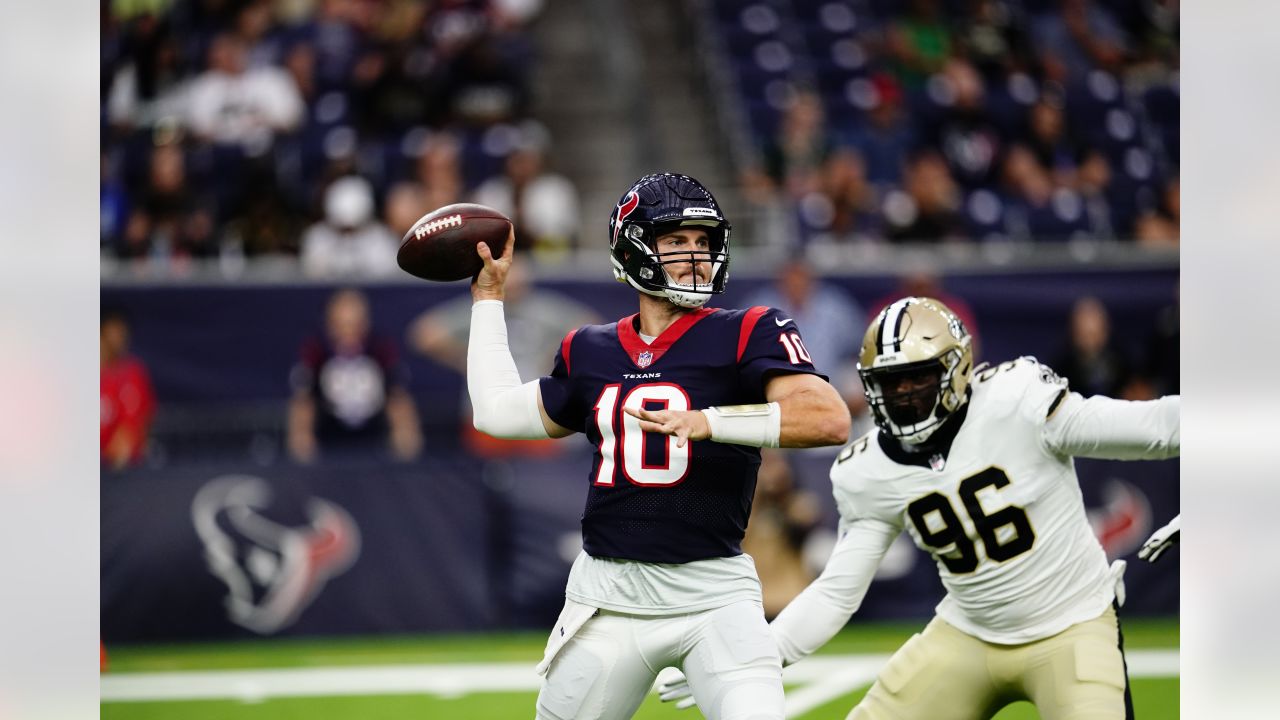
191,475,361,635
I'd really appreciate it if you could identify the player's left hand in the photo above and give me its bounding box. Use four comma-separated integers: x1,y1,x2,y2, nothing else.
623,407,711,448
655,667,697,710
1137,514,1180,563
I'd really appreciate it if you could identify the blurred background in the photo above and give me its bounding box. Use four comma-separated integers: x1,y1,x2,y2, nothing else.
99,0,1178,658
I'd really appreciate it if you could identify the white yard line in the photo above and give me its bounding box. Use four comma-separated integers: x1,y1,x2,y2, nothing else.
101,649,1178,710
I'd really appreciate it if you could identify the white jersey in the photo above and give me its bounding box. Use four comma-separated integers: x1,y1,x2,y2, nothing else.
769,357,1177,663
831,358,1119,644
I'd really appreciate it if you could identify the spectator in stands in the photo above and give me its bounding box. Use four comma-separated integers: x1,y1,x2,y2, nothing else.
925,58,1003,190
1025,96,1080,187
1001,143,1090,241
884,0,952,90
233,0,288,69
884,151,966,242
471,124,581,260
1135,176,1179,247
1075,148,1116,240
848,73,914,187
142,141,218,261
409,261,598,455
955,0,1033,80
383,181,432,239
185,33,304,157
796,148,882,244
301,175,400,278
101,308,156,469
750,88,835,202
741,449,822,619
288,288,422,463
414,133,466,211
1031,0,1131,83
744,259,869,423
1053,296,1135,398
434,16,531,126
104,10,186,133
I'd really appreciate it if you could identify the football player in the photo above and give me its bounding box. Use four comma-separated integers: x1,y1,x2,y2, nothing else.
659,296,1179,719
464,172,851,720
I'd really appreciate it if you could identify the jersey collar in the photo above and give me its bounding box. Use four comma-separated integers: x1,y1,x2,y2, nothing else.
878,400,971,470
616,307,717,369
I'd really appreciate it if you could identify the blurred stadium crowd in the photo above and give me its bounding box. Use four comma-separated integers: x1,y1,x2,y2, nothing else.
706,0,1178,247
101,0,568,274
100,0,1178,276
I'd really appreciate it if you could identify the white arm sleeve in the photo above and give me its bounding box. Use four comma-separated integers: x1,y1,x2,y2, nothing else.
466,300,551,439
1042,392,1179,460
769,517,899,666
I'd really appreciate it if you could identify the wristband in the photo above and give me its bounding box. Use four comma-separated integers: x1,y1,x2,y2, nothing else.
701,402,781,448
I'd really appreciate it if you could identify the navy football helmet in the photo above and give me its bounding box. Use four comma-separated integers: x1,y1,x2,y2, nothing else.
608,173,731,308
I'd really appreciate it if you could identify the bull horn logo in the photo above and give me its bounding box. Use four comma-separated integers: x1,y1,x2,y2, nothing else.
191,475,360,634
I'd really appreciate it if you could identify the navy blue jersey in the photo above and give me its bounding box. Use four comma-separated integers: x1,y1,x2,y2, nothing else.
539,306,826,563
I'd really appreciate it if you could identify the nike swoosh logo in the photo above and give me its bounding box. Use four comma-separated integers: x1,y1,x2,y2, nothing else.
775,317,794,327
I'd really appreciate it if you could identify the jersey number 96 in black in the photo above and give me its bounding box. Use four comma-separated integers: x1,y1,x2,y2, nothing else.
906,467,1036,574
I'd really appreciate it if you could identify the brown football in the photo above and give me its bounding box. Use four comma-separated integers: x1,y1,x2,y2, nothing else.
397,203,512,281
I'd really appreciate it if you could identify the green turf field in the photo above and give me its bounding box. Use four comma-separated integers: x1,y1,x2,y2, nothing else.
102,618,1178,719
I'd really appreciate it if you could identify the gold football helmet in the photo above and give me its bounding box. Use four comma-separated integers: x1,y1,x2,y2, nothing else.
858,297,973,444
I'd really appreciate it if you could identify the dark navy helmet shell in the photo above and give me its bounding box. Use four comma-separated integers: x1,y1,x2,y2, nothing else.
608,173,731,308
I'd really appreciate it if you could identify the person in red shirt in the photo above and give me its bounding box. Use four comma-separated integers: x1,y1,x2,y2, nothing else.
100,308,155,468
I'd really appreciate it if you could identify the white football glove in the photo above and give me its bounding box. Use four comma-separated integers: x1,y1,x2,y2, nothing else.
1138,514,1180,563
656,667,697,711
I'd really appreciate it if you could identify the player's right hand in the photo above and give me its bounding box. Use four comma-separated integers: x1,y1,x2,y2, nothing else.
656,667,697,710
623,406,711,448
472,226,514,302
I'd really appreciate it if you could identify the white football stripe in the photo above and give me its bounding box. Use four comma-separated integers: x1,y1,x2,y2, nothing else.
100,650,1178,705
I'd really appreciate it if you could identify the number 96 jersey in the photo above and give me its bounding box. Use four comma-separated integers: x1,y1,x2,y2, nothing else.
832,357,1115,644
539,306,824,565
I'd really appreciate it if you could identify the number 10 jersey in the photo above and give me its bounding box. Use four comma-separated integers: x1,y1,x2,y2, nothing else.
539,306,824,566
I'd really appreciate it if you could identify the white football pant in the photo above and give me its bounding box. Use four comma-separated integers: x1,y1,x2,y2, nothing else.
536,599,784,720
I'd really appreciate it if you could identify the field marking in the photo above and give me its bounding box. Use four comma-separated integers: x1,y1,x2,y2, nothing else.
101,649,1178,710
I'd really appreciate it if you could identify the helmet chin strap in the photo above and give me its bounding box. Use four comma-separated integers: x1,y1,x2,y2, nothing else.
664,288,710,308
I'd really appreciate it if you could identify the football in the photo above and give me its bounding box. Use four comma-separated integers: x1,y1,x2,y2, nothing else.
397,203,512,281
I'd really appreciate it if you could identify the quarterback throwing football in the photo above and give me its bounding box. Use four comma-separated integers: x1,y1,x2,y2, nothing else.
466,172,850,720
662,296,1179,719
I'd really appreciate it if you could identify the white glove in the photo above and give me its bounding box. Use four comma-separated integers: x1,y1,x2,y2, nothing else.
1138,514,1180,563
656,667,697,711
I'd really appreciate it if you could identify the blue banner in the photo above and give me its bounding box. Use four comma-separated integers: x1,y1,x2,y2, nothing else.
102,449,1177,642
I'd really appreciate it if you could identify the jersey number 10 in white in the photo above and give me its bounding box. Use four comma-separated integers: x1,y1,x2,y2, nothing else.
778,332,812,364
593,383,692,487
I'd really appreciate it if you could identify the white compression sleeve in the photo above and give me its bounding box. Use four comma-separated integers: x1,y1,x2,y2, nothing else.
467,300,551,439
1041,393,1179,460
769,517,899,667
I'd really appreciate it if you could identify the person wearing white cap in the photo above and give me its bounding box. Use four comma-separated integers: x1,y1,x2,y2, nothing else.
301,176,400,278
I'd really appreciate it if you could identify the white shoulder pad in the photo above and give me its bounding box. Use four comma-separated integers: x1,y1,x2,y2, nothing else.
970,356,1068,426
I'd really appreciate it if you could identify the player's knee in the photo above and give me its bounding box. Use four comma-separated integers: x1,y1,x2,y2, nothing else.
710,678,785,720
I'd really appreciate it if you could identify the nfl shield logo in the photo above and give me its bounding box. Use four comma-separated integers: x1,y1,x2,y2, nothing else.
637,351,654,368
929,453,946,472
